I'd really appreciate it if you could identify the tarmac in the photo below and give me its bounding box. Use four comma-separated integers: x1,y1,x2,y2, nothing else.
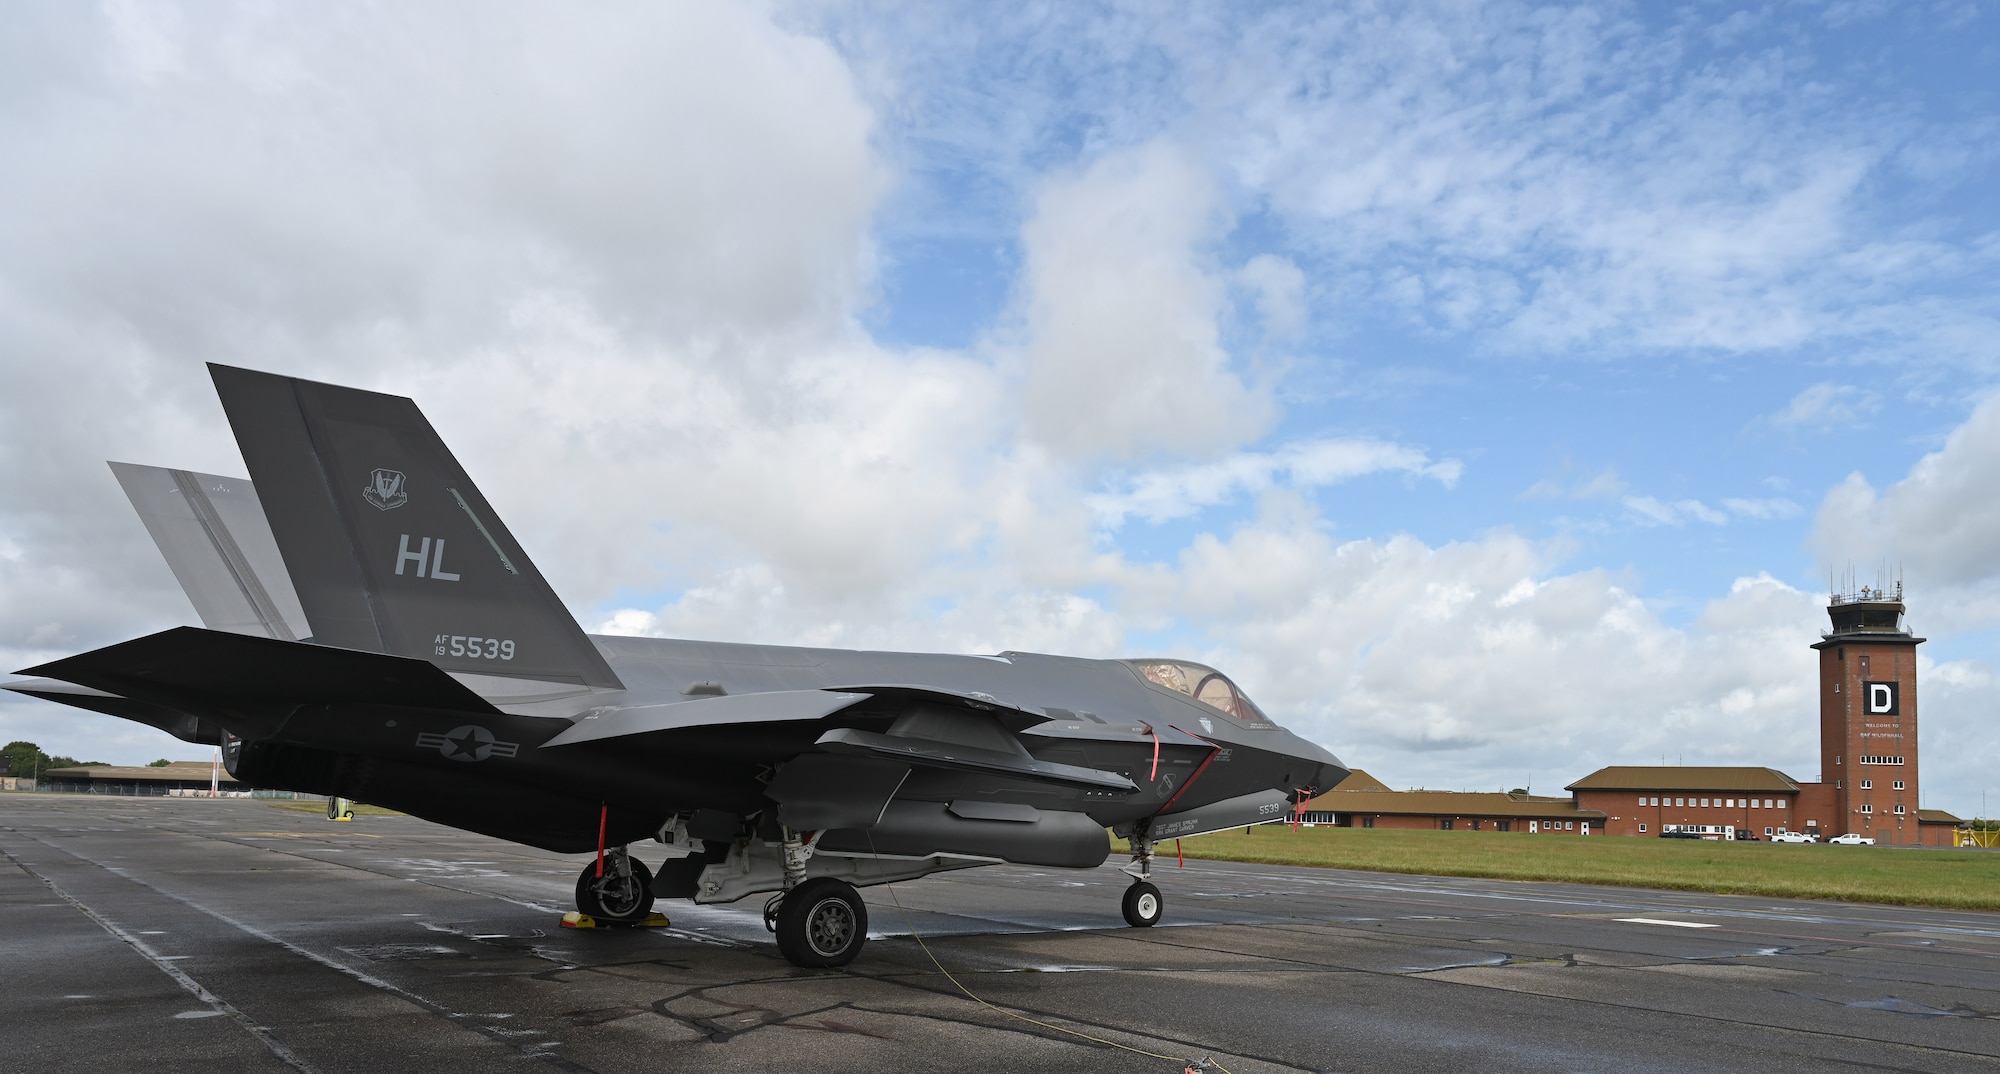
3,794,1998,1074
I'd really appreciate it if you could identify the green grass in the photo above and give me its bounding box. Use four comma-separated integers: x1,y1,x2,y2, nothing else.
1176,825,2000,910
263,801,405,817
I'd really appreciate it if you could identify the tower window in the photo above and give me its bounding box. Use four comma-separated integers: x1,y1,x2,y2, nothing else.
1859,780,1872,789
1861,804,1873,814
1894,805,1905,814
1893,781,1904,790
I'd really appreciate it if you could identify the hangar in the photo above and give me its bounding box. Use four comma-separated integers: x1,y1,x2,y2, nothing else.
1301,769,1607,833
42,760,245,796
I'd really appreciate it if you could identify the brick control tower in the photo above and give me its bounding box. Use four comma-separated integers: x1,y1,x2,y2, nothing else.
1809,582,1923,844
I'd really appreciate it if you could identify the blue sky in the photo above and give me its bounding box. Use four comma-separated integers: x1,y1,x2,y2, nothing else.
837,0,1996,622
1,1,1996,814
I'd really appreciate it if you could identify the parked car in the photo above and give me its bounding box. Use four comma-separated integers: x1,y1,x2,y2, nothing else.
1770,831,1817,843
1658,830,1702,839
1733,829,1760,841
1827,833,1875,846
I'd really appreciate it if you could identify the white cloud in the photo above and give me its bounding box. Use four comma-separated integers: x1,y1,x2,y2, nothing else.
1813,391,2000,632
1010,140,1276,462
1623,495,1728,527
1524,466,1625,501
1619,493,1800,527
1235,254,1308,341
1768,382,1880,429
1089,437,1462,527
1164,513,1828,782
1721,497,1803,521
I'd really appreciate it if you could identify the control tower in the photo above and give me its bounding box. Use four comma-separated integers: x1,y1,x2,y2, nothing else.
1809,581,1924,843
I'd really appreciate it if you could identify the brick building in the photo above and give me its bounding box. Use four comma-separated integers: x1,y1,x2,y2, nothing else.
1567,767,1800,838
1304,770,1606,834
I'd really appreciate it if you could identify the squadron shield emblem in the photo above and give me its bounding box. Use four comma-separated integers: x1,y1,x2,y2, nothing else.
363,468,408,511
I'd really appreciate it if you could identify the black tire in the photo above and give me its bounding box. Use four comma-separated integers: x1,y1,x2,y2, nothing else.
1122,881,1163,928
774,878,868,968
574,858,656,925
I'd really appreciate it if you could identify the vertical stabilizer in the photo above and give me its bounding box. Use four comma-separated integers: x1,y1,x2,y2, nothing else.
109,462,309,642
207,364,623,690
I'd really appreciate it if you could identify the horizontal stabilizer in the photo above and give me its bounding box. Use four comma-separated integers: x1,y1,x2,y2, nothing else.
20,626,500,716
540,689,870,747
815,726,1136,793
0,677,222,744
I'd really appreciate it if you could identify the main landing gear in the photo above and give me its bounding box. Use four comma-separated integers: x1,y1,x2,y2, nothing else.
1121,832,1165,928
762,827,868,968
574,849,656,925
768,877,869,968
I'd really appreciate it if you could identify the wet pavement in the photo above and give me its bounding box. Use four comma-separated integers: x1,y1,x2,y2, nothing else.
4,794,1998,1073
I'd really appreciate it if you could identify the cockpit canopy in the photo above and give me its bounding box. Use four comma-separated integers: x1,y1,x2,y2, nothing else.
1123,660,1276,728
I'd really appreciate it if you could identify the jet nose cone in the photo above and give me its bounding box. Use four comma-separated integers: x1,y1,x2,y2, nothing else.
1313,759,1349,795
1283,731,1345,772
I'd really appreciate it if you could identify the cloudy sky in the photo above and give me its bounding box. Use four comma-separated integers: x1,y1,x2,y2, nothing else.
3,1,1996,815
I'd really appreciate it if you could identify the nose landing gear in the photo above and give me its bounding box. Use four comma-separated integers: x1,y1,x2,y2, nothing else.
1122,880,1164,927
1120,831,1165,927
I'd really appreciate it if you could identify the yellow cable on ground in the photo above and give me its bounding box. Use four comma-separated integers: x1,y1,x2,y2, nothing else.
864,834,1235,1074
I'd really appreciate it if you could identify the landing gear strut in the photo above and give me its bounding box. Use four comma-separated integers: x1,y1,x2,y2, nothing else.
574,848,656,925
1121,831,1165,928
766,826,868,968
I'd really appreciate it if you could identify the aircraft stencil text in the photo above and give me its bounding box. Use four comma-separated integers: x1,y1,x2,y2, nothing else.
395,535,461,581
436,634,514,660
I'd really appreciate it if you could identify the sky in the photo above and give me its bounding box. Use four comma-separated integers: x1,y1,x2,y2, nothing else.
2,1,1997,815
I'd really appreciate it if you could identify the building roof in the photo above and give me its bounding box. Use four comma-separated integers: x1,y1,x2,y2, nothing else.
1307,788,1603,820
45,762,240,784
1917,808,1962,825
1329,768,1391,792
1566,766,1801,793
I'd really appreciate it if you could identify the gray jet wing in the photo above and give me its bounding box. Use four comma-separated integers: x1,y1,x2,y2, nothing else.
540,690,872,746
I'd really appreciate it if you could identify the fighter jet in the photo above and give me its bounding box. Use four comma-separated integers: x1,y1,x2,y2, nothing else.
6,365,1347,967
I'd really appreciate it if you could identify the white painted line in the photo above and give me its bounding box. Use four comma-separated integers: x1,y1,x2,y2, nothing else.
1617,917,1720,929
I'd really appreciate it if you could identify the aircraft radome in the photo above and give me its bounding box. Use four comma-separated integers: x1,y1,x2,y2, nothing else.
6,365,1348,967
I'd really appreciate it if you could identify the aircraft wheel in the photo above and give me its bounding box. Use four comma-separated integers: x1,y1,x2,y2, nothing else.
1122,881,1163,928
774,877,868,968
575,858,656,925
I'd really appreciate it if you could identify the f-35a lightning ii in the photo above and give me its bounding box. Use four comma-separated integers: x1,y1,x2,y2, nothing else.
6,365,1347,967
